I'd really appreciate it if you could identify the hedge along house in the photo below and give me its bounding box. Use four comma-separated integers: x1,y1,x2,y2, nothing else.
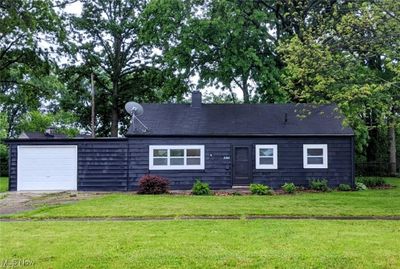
5,91,354,191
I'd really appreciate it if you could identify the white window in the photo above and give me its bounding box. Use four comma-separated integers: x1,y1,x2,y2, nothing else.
255,145,278,169
149,145,205,170
303,144,328,169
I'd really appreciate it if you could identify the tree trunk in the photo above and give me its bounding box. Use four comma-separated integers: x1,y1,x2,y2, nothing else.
242,74,250,103
110,82,119,137
389,122,397,176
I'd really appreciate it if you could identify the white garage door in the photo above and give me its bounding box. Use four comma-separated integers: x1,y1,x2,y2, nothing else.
18,145,77,191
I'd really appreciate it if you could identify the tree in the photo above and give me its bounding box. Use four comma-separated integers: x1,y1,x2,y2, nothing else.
0,0,64,137
142,0,284,103
58,64,186,136
279,0,400,173
15,110,80,137
63,0,187,137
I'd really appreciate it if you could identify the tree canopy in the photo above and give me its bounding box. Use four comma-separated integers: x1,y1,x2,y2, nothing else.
0,0,399,174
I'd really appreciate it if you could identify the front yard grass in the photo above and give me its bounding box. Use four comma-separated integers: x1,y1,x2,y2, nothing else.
1,219,399,268
13,177,400,219
0,177,8,192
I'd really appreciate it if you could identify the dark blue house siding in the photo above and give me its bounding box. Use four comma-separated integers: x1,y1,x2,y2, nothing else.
78,141,128,191
128,139,232,190
6,135,354,191
127,136,354,190
8,144,17,191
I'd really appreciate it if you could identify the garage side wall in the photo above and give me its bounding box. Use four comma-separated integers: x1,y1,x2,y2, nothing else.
8,144,17,191
7,140,128,191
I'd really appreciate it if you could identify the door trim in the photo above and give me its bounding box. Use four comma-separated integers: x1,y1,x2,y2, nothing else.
232,145,252,186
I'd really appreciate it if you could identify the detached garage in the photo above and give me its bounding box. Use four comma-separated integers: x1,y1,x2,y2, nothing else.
17,146,77,191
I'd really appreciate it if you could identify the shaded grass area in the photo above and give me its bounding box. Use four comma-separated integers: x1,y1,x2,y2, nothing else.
0,177,8,192
1,220,399,269
12,178,400,219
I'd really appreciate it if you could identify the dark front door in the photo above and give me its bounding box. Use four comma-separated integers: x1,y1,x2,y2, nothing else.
233,146,251,185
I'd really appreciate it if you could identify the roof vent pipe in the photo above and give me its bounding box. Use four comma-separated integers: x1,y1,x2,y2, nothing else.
191,91,202,108
284,113,288,124
44,127,56,137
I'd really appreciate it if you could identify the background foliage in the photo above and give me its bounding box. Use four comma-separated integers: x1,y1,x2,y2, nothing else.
0,0,399,175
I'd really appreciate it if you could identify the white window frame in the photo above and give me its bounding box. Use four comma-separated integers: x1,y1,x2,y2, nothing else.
149,145,205,170
255,145,278,169
303,144,328,169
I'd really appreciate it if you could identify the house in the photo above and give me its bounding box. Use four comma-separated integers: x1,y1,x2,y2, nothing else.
5,91,354,191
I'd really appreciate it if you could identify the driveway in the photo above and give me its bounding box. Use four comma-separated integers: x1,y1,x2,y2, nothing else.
0,192,103,215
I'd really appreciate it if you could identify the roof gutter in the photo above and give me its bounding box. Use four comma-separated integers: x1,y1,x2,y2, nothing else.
3,137,128,144
125,133,354,138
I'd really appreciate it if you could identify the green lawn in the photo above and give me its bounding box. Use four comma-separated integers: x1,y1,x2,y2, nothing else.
0,177,8,192
1,219,399,269
15,177,400,218
2,177,400,268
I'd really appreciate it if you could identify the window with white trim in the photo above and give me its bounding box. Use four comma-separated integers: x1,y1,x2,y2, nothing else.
149,145,205,170
303,144,328,169
255,145,278,169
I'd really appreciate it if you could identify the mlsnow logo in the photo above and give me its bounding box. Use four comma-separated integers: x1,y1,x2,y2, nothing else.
0,259,34,268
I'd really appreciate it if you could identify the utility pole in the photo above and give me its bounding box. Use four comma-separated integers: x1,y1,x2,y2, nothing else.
91,73,95,138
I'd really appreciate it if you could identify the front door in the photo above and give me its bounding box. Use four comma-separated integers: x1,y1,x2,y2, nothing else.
233,146,251,185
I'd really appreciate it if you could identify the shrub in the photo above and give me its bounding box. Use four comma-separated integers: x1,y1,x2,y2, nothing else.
282,182,296,194
309,179,329,192
138,175,169,194
192,180,211,195
356,177,386,188
250,184,273,195
338,184,352,191
355,182,368,191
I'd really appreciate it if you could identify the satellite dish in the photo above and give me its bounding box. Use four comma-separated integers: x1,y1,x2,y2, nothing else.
125,101,144,116
125,101,148,133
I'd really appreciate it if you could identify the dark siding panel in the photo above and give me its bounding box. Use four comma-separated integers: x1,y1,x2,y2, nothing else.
78,141,128,191
8,145,17,191
128,139,232,190
128,137,354,190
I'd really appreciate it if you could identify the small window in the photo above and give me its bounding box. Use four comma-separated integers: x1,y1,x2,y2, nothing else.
303,144,328,169
255,145,278,169
149,145,204,170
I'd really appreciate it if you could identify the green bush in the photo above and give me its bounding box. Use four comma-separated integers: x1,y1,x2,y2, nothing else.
356,177,386,188
355,182,368,191
338,184,352,191
250,184,273,195
309,179,329,192
281,182,296,194
192,180,211,195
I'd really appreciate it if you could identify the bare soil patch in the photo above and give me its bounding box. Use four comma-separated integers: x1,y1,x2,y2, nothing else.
0,192,106,215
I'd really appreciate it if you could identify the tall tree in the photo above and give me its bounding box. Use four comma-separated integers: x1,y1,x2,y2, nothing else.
64,0,187,137
143,0,284,103
0,0,64,137
279,0,400,173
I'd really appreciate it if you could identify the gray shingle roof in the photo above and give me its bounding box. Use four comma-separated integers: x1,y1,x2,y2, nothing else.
18,132,68,139
127,103,353,136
